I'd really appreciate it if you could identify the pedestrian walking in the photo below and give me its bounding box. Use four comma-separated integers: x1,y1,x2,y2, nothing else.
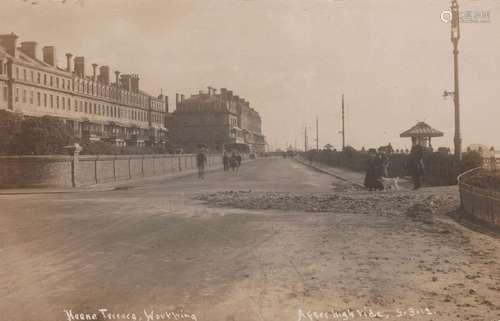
380,153,390,178
236,153,242,167
233,153,242,174
406,145,424,190
364,152,383,191
230,152,238,173
222,152,230,171
196,147,207,179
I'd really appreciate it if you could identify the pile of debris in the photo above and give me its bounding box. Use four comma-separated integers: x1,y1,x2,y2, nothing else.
195,191,414,215
194,188,460,219
404,202,435,224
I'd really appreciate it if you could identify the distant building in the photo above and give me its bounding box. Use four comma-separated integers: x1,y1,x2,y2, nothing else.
0,32,167,147
169,87,266,154
378,143,394,154
437,147,451,154
400,121,443,150
467,144,495,158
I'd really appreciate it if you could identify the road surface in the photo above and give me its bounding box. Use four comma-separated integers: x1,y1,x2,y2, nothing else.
1,158,499,321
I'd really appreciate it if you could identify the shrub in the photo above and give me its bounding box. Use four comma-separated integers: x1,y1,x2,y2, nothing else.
422,152,457,186
304,149,484,187
14,116,77,155
80,141,122,155
0,110,23,155
461,150,482,171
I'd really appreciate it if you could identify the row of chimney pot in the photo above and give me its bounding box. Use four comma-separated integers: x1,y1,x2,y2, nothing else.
175,93,185,104
185,87,252,108
0,34,141,91
1,35,252,110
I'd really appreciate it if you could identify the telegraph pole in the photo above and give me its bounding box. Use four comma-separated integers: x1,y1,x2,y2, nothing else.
341,94,346,151
451,0,462,161
316,116,319,151
304,126,308,152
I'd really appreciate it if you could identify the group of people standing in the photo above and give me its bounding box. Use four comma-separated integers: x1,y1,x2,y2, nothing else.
223,152,242,173
364,152,390,191
364,145,425,191
195,148,244,179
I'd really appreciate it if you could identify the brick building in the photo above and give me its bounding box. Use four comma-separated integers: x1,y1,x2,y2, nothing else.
169,87,266,154
0,33,168,147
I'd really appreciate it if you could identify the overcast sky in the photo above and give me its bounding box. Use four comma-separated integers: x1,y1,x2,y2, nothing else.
2,0,500,151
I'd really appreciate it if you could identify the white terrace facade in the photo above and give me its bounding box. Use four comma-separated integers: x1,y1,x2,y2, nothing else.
0,33,168,147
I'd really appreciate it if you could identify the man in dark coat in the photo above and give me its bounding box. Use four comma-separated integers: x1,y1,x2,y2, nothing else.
236,153,242,167
222,152,229,171
230,152,238,172
196,147,207,179
364,153,383,191
407,145,424,189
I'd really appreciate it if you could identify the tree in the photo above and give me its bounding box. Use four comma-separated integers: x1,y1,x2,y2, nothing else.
0,110,23,155
15,116,76,155
343,146,357,153
461,150,482,171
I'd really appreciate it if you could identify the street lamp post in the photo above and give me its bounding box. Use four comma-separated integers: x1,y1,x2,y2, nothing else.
451,0,462,161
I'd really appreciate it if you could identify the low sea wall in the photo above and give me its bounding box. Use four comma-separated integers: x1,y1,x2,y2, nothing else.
0,154,222,189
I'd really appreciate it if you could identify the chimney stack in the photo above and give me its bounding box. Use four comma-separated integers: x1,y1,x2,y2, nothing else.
74,56,85,78
165,96,169,113
0,33,18,57
120,74,132,91
176,93,179,105
99,65,110,84
181,94,185,102
42,46,57,67
65,53,73,71
20,41,37,59
114,71,120,86
91,63,98,81
220,88,227,99
207,86,212,96
131,74,139,92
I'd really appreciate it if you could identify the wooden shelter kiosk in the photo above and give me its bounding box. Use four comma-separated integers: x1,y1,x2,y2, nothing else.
400,122,444,149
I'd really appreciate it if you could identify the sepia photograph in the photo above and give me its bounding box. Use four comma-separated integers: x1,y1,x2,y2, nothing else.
0,0,499,320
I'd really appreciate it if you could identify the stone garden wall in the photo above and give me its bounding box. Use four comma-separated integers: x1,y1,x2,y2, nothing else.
0,154,222,188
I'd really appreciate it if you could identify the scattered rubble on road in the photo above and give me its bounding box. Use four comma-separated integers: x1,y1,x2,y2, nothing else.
405,201,435,224
194,187,460,219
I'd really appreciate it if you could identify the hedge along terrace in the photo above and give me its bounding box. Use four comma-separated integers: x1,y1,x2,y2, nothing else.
0,111,172,156
304,147,482,186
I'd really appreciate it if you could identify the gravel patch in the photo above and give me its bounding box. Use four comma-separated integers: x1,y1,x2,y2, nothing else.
194,189,460,218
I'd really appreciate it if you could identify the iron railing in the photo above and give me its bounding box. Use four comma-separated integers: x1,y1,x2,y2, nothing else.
458,166,500,227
